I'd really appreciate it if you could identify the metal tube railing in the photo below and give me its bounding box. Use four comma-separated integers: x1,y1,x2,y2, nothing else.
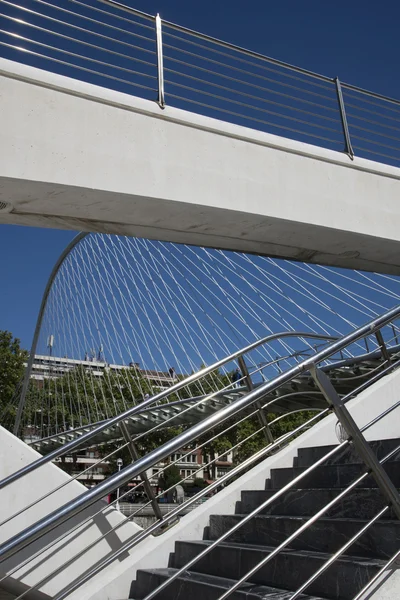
1,330,334,490
8,354,392,596
0,305,399,564
54,389,400,600
1,0,398,167
142,422,400,600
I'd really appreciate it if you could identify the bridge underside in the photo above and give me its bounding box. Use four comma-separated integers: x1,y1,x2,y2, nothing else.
1,59,400,273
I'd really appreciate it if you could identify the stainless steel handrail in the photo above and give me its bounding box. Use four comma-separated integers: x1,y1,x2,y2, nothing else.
139,406,400,600
52,385,400,600
1,330,334,490
101,0,400,105
0,305,399,563
7,355,396,597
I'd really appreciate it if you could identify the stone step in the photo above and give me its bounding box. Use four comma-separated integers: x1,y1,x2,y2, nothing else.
172,540,385,600
208,514,399,559
267,460,400,490
132,568,326,600
239,487,396,519
295,439,400,468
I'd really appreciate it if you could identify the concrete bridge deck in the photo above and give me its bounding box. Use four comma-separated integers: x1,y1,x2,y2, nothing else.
1,58,400,273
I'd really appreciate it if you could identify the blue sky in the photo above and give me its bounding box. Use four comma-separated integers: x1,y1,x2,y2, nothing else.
1,0,399,351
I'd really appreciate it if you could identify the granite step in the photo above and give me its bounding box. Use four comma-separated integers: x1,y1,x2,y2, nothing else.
172,540,385,600
132,568,326,600
266,460,400,490
239,487,396,519
295,439,400,468
208,514,399,559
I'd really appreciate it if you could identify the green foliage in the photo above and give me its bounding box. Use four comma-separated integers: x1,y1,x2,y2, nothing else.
191,477,208,488
158,463,181,490
0,330,27,414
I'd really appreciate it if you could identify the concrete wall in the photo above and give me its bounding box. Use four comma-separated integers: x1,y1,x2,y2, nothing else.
0,428,142,600
1,59,400,273
69,367,400,600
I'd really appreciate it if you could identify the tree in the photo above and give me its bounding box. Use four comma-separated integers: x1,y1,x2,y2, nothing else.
0,331,28,418
158,463,181,493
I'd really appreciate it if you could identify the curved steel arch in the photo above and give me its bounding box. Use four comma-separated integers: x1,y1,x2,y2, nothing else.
14,232,89,435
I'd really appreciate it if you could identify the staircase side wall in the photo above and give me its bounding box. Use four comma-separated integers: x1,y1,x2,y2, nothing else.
76,367,400,600
0,427,142,599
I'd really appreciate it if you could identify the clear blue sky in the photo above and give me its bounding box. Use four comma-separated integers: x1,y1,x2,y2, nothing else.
1,0,399,350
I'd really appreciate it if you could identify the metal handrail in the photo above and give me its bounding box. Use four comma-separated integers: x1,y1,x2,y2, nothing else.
1,0,399,168
9,355,400,600
0,330,335,490
138,402,400,600
54,394,400,600
0,304,399,564
101,0,400,105
7,353,395,590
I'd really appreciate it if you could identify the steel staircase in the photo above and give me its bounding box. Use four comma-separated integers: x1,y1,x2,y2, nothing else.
132,438,400,600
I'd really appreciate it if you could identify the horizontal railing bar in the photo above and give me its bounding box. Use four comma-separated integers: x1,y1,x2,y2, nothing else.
347,110,400,134
0,0,155,55
100,1,330,84
162,28,334,93
345,100,400,124
342,81,400,108
0,14,156,61
0,1,156,46
0,41,156,91
163,47,338,107
1,306,399,564
347,120,400,143
0,331,333,491
98,0,156,22
163,67,341,124
352,144,400,163
166,92,341,145
351,132,400,152
68,0,155,28
0,31,157,79
164,78,341,133
101,1,400,110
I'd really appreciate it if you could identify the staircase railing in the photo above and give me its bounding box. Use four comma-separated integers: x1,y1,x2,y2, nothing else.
1,329,335,490
1,305,400,599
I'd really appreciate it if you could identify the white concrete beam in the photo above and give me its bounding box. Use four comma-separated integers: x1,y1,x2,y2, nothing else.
1,59,400,273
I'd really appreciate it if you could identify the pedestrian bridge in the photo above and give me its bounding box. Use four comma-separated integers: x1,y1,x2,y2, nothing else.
0,1,399,274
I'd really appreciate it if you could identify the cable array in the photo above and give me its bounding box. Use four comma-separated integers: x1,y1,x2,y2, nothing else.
7,232,400,439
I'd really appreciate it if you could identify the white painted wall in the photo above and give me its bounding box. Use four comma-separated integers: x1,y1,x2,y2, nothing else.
0,427,142,599
1,59,400,273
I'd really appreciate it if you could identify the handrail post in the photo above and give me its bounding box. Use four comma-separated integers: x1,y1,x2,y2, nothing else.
309,364,400,520
375,330,391,365
155,14,165,108
119,422,164,521
238,356,274,444
335,77,354,160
